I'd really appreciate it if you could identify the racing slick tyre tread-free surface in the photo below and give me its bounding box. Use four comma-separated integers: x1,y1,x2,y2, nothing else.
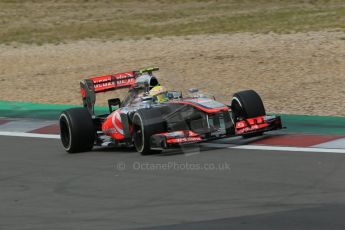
132,108,165,155
231,90,266,138
59,108,95,153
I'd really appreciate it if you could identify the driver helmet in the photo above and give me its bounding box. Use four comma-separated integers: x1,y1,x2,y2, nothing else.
149,85,168,103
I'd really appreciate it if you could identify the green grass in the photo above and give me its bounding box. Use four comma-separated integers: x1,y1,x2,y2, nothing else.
0,0,344,44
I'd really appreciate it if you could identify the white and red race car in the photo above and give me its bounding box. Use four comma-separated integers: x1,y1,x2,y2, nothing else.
59,67,283,155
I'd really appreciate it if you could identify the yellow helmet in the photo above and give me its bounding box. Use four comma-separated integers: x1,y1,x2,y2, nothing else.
149,85,168,103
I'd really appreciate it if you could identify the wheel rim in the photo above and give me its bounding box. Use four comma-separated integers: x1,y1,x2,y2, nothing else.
232,99,245,121
60,117,71,149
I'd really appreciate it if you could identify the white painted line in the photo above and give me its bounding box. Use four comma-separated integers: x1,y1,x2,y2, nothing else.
0,131,60,139
231,145,345,153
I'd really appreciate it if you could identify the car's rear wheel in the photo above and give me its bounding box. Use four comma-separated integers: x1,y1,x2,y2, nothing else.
231,90,266,138
132,109,165,155
59,108,95,153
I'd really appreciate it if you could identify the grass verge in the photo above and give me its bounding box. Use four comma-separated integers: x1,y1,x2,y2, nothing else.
0,0,344,44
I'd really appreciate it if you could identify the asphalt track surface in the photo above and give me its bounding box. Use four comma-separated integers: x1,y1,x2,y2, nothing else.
1,136,345,230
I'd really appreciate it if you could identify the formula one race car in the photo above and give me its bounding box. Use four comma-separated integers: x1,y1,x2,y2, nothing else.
59,67,283,155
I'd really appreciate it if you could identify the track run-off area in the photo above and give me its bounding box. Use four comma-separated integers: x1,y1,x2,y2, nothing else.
1,101,345,229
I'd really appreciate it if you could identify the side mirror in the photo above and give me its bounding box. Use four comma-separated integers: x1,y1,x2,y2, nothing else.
167,91,182,99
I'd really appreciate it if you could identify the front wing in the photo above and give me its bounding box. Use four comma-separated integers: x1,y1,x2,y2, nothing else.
150,115,282,149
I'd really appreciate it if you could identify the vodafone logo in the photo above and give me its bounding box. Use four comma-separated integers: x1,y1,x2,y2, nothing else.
112,110,124,135
94,82,115,88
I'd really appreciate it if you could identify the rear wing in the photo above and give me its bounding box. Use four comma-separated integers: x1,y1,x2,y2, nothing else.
89,71,137,93
80,67,159,114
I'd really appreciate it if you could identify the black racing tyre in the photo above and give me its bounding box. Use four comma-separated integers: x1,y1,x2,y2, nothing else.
59,108,95,153
132,108,166,155
231,90,266,120
231,90,266,139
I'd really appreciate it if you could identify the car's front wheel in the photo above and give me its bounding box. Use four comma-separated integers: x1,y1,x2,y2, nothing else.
132,109,165,155
231,90,266,138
